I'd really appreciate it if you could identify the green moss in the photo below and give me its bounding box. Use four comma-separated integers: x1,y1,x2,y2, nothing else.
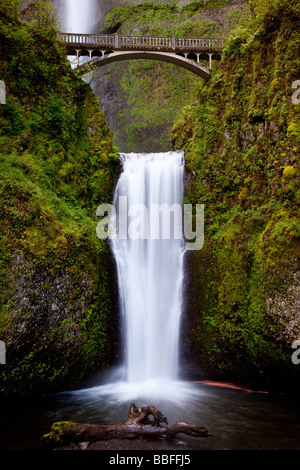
173,0,300,387
43,421,78,444
283,165,297,180
0,3,119,397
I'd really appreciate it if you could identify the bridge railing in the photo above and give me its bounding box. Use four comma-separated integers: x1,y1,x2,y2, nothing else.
60,33,224,51
118,35,173,48
176,37,223,49
61,33,115,46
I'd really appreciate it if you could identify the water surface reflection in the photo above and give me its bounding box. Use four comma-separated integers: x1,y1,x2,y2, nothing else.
1,381,299,450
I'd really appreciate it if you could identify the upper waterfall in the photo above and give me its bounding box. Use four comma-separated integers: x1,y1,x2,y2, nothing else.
63,0,101,34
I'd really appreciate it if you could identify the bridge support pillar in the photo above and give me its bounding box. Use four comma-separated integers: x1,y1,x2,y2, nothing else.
208,53,212,70
75,49,80,67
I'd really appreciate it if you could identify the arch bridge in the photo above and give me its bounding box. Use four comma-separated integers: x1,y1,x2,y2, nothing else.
60,33,224,79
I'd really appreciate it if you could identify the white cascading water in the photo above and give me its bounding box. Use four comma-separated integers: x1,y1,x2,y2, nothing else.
111,152,185,385
63,0,98,33
62,0,100,70
60,0,199,403
68,152,200,404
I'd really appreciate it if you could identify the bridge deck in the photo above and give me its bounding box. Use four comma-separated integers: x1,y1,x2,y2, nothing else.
60,33,224,53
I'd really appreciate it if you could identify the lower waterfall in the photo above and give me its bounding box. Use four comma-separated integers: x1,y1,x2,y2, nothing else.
68,151,200,403
111,152,185,384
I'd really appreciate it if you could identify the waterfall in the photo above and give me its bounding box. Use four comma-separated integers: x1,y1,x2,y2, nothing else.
62,0,101,69
63,0,100,33
58,1,198,403
111,152,185,385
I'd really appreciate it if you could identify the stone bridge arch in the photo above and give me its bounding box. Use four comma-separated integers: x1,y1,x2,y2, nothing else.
72,50,211,79
61,33,224,79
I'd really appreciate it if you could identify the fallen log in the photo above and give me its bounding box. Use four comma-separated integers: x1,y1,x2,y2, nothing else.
42,403,212,446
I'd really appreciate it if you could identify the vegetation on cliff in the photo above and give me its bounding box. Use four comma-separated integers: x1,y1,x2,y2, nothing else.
172,0,300,388
0,0,119,396
95,0,250,152
1,0,298,396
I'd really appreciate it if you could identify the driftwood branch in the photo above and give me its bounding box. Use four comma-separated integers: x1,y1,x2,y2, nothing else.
43,403,211,445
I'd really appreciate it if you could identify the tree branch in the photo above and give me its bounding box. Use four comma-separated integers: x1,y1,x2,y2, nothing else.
42,403,212,446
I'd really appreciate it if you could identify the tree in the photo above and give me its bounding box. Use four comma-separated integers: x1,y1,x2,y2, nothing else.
1,0,22,21
29,0,59,37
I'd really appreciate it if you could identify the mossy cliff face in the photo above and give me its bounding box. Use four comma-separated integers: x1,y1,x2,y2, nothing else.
0,2,119,396
172,0,300,389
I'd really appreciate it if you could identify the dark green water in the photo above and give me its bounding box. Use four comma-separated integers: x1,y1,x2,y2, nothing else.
1,381,299,451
